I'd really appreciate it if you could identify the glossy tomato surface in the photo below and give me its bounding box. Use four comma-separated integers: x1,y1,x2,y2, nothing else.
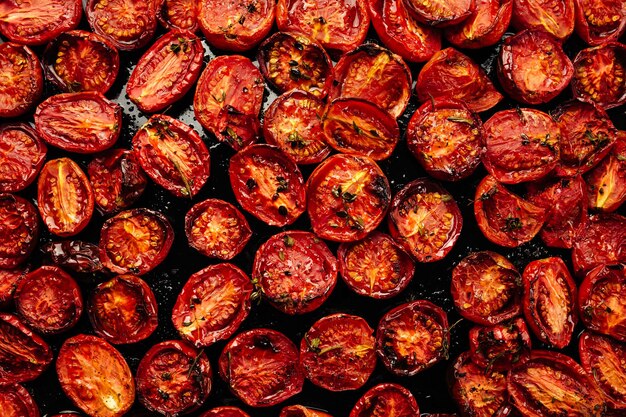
0,123,46,193
280,405,333,417
201,407,251,417
468,317,531,371
585,131,626,212
350,383,419,417
0,267,25,309
0,43,43,118
86,0,157,50
0,193,39,269
0,384,39,417
445,0,512,49
158,0,199,32
403,0,475,26
574,0,626,45
571,213,626,275
511,0,574,40
42,240,104,275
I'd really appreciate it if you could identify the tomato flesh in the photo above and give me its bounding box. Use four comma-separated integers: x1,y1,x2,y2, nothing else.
281,405,333,417
350,383,420,417
0,384,39,417
159,0,199,32
0,268,25,309
0,123,46,193
403,0,475,26
585,131,626,212
468,317,531,371
572,213,626,276
201,407,251,417
0,193,39,269
445,0,513,49
0,43,43,118
511,0,575,40
86,0,157,50
574,0,626,45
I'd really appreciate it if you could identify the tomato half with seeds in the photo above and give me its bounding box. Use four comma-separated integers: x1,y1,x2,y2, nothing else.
511,0,575,40
451,251,522,325
89,275,158,344
0,385,39,417
86,0,158,50
301,314,376,391
253,231,337,315
444,0,513,49
158,0,199,32
219,328,304,407
281,405,333,417
57,335,135,417
0,124,46,194
580,331,626,409
201,407,251,417
350,383,420,417
574,0,626,45
172,263,252,347
585,131,626,212
0,43,43,118
99,208,174,275
468,317,531,372
133,114,210,198
572,213,626,276
403,0,475,26
0,268,25,309
0,194,38,270
137,340,212,415
307,154,391,242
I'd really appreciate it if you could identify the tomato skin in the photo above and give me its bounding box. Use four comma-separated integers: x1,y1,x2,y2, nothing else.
0,268,25,309
585,131,626,212
572,213,626,276
43,240,104,275
574,0,626,45
200,407,251,417
0,384,39,417
349,383,420,417
0,193,39,269
158,0,199,32
0,123,46,193
0,43,43,118
468,317,531,372
511,0,575,40
444,0,513,49
280,405,333,417
403,0,476,26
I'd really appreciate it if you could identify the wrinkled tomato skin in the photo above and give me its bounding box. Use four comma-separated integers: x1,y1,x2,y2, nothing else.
572,213,626,276
0,123,46,193
0,193,39,269
574,0,626,45
158,0,199,32
468,317,531,372
136,340,212,416
88,275,158,345
350,383,420,417
280,405,333,417
403,0,475,26
201,407,251,417
511,0,575,40
444,0,513,49
580,331,626,409
0,384,39,417
43,240,104,274
0,43,43,118
0,268,25,309
586,131,626,212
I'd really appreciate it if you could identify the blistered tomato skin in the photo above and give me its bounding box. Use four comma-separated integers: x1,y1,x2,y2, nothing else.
43,239,103,274
0,124,46,193
0,384,40,417
403,0,476,26
201,407,252,417
445,0,513,49
468,317,531,371
585,131,626,212
511,0,575,40
0,43,43,118
350,383,420,417
574,0,626,45
572,213,626,276
158,0,199,32
0,268,25,309
281,405,334,417
0,193,39,269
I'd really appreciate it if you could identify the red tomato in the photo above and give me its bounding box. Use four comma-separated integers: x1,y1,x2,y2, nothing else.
229,144,306,226
468,317,531,371
0,384,39,417
403,0,475,26
281,405,333,417
57,335,135,417
511,0,575,40
158,0,199,32
572,213,626,276
172,263,252,347
0,313,52,385
88,275,158,344
388,178,462,262
43,240,104,274
415,48,503,112
133,114,210,198
444,0,513,49
276,0,371,54
338,231,415,299
185,199,251,260
451,251,522,325
86,0,158,50
136,340,212,415
0,123,46,193
0,268,25,309
262,90,331,165
127,30,204,113
406,98,484,181
507,350,606,417
0,193,39,269
201,407,251,417
218,328,304,407
574,0,626,45
585,131,626,212
253,231,337,315
367,0,442,63
99,208,174,275
0,43,43,118
307,154,391,242
376,300,449,376
350,383,419,417
300,314,376,391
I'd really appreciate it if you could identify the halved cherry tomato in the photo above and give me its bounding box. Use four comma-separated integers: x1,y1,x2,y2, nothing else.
474,175,547,247
281,405,333,417
229,144,306,227
201,407,251,417
43,240,104,274
572,213,626,276
99,208,174,275
57,334,135,417
300,314,376,391
511,0,575,40
376,300,449,376
127,30,204,113
219,328,304,407
574,0,626,45
0,194,38,269
444,0,513,49
43,30,119,94
136,340,212,415
388,178,462,262
88,275,158,344
253,231,337,315
368,0,442,63
507,350,606,417
0,313,52,384
416,48,503,112
403,0,475,26
468,317,531,371
185,199,251,260
0,123,46,193
133,114,210,198
86,0,158,50
0,384,39,417
158,0,199,32
586,131,626,212
307,154,391,242
0,43,43,118
322,98,400,160
172,263,252,347
0,268,25,309
451,251,522,325
258,32,332,98
350,383,419,417
338,231,415,299
263,90,331,165
406,98,483,181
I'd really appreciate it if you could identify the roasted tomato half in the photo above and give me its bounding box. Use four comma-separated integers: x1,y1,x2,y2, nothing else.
201,407,251,417
301,314,376,391
253,231,337,315
99,208,174,275
89,275,158,344
350,383,420,417
445,0,513,49
507,350,606,417
406,98,483,181
0,268,25,309
0,193,38,270
403,0,475,26
158,0,199,32
452,251,522,325
137,340,212,416
572,213,626,276
172,263,252,347
133,114,210,198
86,0,157,50
0,123,46,193
586,131,626,212
574,0,626,45
511,0,575,40
281,405,333,417
57,335,135,417
307,154,391,242
219,329,304,407
468,317,531,372
416,48,503,112
0,313,52,385
0,43,43,118
0,384,39,417
388,178,462,263
43,240,104,274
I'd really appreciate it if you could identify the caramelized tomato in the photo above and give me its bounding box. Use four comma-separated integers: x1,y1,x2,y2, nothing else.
403,0,475,26
511,0,575,40
0,194,38,269
574,0,626,45
281,405,333,417
585,131,626,212
158,0,199,32
43,240,104,274
350,383,420,417
0,267,25,309
0,123,46,193
444,0,513,49
201,407,251,417
0,384,39,417
86,0,158,50
468,317,531,371
572,213,626,276
0,43,43,118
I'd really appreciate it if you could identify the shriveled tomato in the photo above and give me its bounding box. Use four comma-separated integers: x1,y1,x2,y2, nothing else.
0,194,38,269
0,43,43,118
86,0,157,50
511,0,575,40
253,231,337,315
219,328,304,407
133,114,210,198
572,213,626,276
88,275,158,344
307,154,391,242
416,48,503,112
350,383,420,417
586,131,626,212
0,384,39,417
158,0,199,32
468,317,531,372
451,251,522,325
57,335,135,417
0,123,46,193
43,240,104,274
574,0,626,45
403,0,475,26
281,405,333,417
99,208,174,275
172,263,252,347
201,407,251,417
137,340,212,415
0,267,25,309
406,98,483,181
444,0,513,49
